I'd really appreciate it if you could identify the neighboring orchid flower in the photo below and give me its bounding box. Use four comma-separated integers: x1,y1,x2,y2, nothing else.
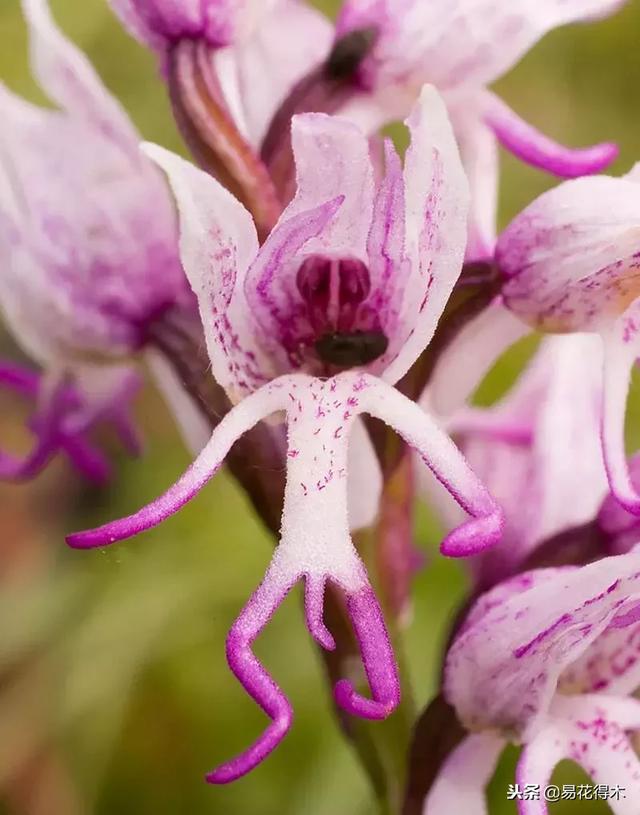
109,0,333,239
497,167,640,517
108,0,279,53
0,0,186,481
426,334,608,588
425,550,640,815
335,0,624,259
67,86,504,781
0,362,141,485
109,0,333,149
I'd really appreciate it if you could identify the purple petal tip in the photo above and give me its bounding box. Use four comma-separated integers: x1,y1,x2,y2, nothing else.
66,529,116,550
333,678,397,720
554,142,619,179
486,95,620,180
205,715,292,784
440,509,504,558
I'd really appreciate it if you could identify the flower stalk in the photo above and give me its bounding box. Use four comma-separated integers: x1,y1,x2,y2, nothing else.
167,39,282,241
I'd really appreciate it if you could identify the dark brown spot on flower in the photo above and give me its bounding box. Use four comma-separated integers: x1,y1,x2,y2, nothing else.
325,28,378,82
315,331,389,367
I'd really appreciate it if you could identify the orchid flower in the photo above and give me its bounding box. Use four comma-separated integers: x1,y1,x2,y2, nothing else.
335,0,624,259
497,167,640,518
109,0,333,148
425,549,640,815
425,334,608,588
0,0,186,480
67,86,504,781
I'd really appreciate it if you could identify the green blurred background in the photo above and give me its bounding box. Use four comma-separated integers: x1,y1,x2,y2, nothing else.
0,1,639,813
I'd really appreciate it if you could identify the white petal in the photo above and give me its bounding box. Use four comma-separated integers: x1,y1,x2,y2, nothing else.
601,316,640,514
424,732,505,815
143,143,273,401
445,553,640,737
285,112,375,260
21,0,139,155
426,299,529,418
382,85,469,385
220,0,333,146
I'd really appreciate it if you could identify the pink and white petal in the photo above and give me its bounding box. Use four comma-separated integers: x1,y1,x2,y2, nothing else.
425,299,529,418
459,568,566,637
498,176,640,333
360,375,503,557
347,417,382,531
0,143,82,367
67,376,293,549
516,695,640,815
337,0,626,92
219,0,333,147
21,0,139,156
423,732,505,815
445,551,640,735
284,112,375,260
559,620,640,696
0,85,36,231
109,0,233,53
483,92,618,179
447,438,538,587
601,314,640,515
599,455,640,543
0,90,183,363
530,334,608,541
437,0,626,88
452,331,609,580
625,163,640,185
107,0,169,53
382,85,469,385
143,143,273,401
554,693,640,731
365,138,408,337
447,92,499,261
515,720,581,815
445,334,607,582
336,85,417,139
529,696,640,815
109,0,161,47
145,349,211,455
